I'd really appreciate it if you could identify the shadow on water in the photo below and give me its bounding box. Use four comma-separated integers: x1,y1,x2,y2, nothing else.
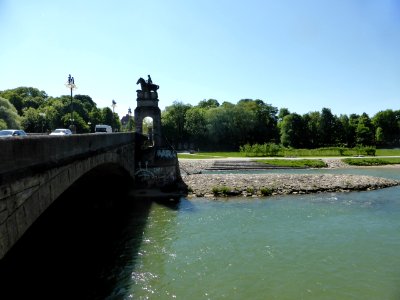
0,166,176,300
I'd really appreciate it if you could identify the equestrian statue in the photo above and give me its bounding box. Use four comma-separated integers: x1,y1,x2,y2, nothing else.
137,75,159,92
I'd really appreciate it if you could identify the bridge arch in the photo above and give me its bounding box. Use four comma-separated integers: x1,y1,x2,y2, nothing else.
0,133,136,260
134,106,162,146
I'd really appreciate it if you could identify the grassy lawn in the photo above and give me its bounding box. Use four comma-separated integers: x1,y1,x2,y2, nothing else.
178,149,400,159
256,159,327,168
178,152,245,159
178,153,220,159
342,157,400,166
376,149,400,156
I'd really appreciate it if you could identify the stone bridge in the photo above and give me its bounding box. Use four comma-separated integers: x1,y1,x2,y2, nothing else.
0,133,181,260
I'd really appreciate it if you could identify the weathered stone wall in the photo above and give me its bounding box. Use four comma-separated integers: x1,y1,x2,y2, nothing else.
0,132,182,260
0,133,136,181
0,133,136,260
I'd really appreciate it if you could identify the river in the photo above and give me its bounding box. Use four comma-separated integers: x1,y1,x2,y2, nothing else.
0,168,399,299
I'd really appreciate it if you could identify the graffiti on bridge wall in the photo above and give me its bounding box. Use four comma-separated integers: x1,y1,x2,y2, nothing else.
156,149,176,160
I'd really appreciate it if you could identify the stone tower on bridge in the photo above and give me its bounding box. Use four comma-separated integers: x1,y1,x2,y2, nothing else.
133,75,183,190
134,75,162,146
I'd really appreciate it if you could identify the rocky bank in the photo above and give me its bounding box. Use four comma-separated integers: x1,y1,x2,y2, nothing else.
178,159,400,198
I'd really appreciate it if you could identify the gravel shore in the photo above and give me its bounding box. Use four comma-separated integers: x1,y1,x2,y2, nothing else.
179,159,400,198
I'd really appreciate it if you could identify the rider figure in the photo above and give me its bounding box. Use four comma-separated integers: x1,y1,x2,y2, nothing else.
147,75,153,85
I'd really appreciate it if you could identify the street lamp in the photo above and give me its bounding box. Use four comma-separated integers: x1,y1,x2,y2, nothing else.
39,112,46,133
65,74,77,133
112,99,117,113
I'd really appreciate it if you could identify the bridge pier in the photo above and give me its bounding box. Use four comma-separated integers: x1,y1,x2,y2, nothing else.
133,76,185,193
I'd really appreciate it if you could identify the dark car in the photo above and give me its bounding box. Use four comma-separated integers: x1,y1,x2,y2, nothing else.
0,129,27,137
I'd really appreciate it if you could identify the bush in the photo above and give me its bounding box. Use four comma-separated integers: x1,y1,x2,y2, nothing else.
260,187,273,196
239,143,283,157
365,146,376,156
246,187,255,194
212,186,231,196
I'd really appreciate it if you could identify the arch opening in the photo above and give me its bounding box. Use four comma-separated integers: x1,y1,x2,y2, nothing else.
0,163,150,299
142,116,154,146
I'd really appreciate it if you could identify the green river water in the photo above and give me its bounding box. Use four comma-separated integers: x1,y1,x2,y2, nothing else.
0,168,399,299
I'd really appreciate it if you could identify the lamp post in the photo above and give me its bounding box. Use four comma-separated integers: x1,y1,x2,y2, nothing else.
112,99,116,113
127,107,133,131
65,74,77,133
39,112,46,133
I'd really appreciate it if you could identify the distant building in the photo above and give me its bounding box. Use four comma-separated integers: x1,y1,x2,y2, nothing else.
120,114,130,126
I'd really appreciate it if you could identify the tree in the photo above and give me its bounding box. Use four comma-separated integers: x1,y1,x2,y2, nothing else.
3,92,24,115
0,87,47,115
356,113,375,145
236,99,279,144
112,112,122,132
61,113,90,133
372,109,399,146
74,95,97,114
41,97,70,130
280,113,304,148
205,105,256,150
161,101,192,147
125,117,135,132
375,127,384,145
89,108,103,131
347,114,360,147
319,108,338,146
337,114,350,147
101,107,115,127
0,119,7,130
302,111,321,148
0,97,21,129
184,107,208,147
21,107,42,132
197,99,219,109
278,108,290,121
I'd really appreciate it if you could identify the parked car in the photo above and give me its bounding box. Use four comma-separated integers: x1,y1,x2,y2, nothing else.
95,124,112,133
49,128,72,136
0,129,27,137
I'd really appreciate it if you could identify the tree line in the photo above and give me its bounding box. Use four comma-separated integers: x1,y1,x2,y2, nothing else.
0,87,122,133
1,87,399,150
161,99,400,150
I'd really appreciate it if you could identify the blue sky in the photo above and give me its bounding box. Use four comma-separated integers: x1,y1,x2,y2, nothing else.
1,0,399,118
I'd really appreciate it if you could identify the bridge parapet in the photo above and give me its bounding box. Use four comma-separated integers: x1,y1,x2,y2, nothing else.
0,133,136,184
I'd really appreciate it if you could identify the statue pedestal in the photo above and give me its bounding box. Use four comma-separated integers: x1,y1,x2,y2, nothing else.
136,99,159,107
136,90,158,100
134,89,162,146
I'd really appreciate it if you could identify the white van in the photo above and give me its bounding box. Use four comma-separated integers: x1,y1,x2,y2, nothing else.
95,124,112,133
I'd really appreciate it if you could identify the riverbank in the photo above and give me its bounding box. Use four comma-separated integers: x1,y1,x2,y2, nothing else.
179,159,400,198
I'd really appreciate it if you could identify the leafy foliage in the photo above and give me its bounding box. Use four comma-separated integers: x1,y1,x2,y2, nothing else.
0,97,21,129
0,87,121,133
342,157,400,166
256,159,327,168
162,97,400,151
1,85,400,151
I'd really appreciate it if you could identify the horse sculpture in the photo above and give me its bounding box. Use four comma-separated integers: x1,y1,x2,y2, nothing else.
136,77,159,92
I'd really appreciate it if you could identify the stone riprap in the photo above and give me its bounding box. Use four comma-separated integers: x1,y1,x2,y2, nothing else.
179,159,400,198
